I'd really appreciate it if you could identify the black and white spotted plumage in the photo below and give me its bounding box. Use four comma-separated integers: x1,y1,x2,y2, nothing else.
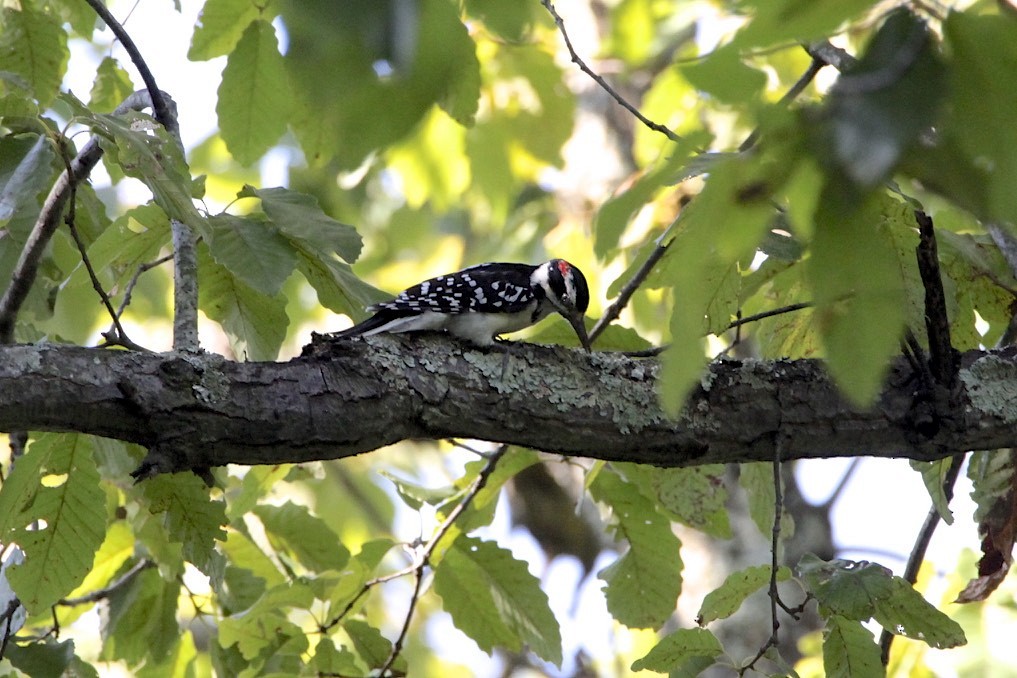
335,259,591,350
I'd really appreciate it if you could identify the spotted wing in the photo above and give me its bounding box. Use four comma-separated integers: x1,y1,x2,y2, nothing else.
370,263,537,315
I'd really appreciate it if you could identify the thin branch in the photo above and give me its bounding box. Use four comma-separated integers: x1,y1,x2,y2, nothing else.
81,0,175,133
101,254,174,345
878,453,964,665
540,0,681,143
803,40,859,72
590,242,670,344
914,211,957,389
58,559,155,606
321,445,509,659
171,219,199,351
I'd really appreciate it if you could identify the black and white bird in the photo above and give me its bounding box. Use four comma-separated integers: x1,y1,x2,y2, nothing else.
334,259,591,351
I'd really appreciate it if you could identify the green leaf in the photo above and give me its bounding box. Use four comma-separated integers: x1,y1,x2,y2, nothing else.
909,458,955,525
733,0,878,49
0,3,69,107
141,473,227,574
630,627,723,672
101,568,181,665
295,249,386,321
433,536,562,666
809,193,909,404
218,581,313,660
326,539,394,616
344,618,406,674
5,638,77,678
0,433,106,614
590,468,682,629
189,0,264,60
697,565,792,625
943,14,1017,225
206,213,297,295
253,501,350,572
679,44,766,105
739,462,794,540
217,20,293,165
651,465,731,539
823,616,885,678
871,577,965,649
198,242,289,361
248,185,363,264
819,9,945,187
89,57,134,113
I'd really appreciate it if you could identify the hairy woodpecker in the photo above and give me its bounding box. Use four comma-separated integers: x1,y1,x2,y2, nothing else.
334,259,591,350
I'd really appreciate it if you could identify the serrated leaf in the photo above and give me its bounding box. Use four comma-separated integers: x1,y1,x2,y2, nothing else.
909,458,955,525
206,213,297,295
872,577,965,648
958,449,1017,602
253,501,350,572
0,4,69,107
652,465,731,538
198,242,288,360
221,530,284,590
89,57,134,113
248,185,363,263
344,618,406,673
101,567,180,665
217,20,292,165
433,536,562,666
189,0,263,60
697,565,792,625
218,582,313,660
0,433,106,614
823,616,885,678
630,627,722,672
590,469,682,629
141,473,227,575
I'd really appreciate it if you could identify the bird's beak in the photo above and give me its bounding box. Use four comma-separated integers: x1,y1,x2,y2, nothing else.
568,313,592,352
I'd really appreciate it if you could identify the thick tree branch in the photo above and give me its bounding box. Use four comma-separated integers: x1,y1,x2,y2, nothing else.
1,336,1016,476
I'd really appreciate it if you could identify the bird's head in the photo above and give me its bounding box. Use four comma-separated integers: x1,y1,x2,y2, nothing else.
532,259,591,351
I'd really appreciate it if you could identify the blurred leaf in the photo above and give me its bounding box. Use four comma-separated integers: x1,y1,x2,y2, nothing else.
680,44,766,105
733,0,878,49
465,0,537,42
647,465,732,538
943,14,1017,226
198,242,289,361
0,433,106,614
217,20,292,165
189,0,264,60
218,581,313,660
206,213,297,295
0,3,69,107
739,462,794,540
387,109,469,210
816,9,945,187
101,567,181,665
590,468,682,629
254,501,350,572
434,536,562,665
824,615,885,678
631,627,722,673
697,565,791,625
809,193,909,405
344,619,406,674
0,133,55,222
5,639,78,678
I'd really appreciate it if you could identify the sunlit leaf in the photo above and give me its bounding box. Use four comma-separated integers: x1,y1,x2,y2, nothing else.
217,20,292,166
680,43,766,105
189,0,264,60
909,458,955,525
434,536,562,665
697,565,792,625
0,3,69,107
824,615,885,678
631,627,722,673
253,501,350,572
141,472,227,575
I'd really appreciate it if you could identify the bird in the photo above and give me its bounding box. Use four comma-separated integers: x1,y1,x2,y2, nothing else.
333,259,591,351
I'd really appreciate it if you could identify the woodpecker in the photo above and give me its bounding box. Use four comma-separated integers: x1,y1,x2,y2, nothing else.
334,259,591,351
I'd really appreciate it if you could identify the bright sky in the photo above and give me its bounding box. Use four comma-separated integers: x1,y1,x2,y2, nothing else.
70,2,990,675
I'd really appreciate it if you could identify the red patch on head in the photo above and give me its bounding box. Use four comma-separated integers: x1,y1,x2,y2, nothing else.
557,260,570,276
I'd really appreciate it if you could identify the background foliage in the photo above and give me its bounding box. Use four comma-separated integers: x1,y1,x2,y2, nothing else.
1,0,1017,675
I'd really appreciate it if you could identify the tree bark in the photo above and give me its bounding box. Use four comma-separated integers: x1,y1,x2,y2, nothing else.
0,334,1014,476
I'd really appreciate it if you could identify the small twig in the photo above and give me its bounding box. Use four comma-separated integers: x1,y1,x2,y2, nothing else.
0,598,21,661
81,0,174,132
321,445,510,672
726,302,814,331
103,253,174,338
540,0,681,143
590,242,670,344
878,453,964,665
803,40,859,72
740,436,789,675
739,57,826,152
914,211,956,389
58,559,155,606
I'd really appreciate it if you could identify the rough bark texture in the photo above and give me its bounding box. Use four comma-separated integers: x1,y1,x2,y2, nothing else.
1,334,1015,476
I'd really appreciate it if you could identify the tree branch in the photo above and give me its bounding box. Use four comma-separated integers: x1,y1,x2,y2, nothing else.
0,336,1015,477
